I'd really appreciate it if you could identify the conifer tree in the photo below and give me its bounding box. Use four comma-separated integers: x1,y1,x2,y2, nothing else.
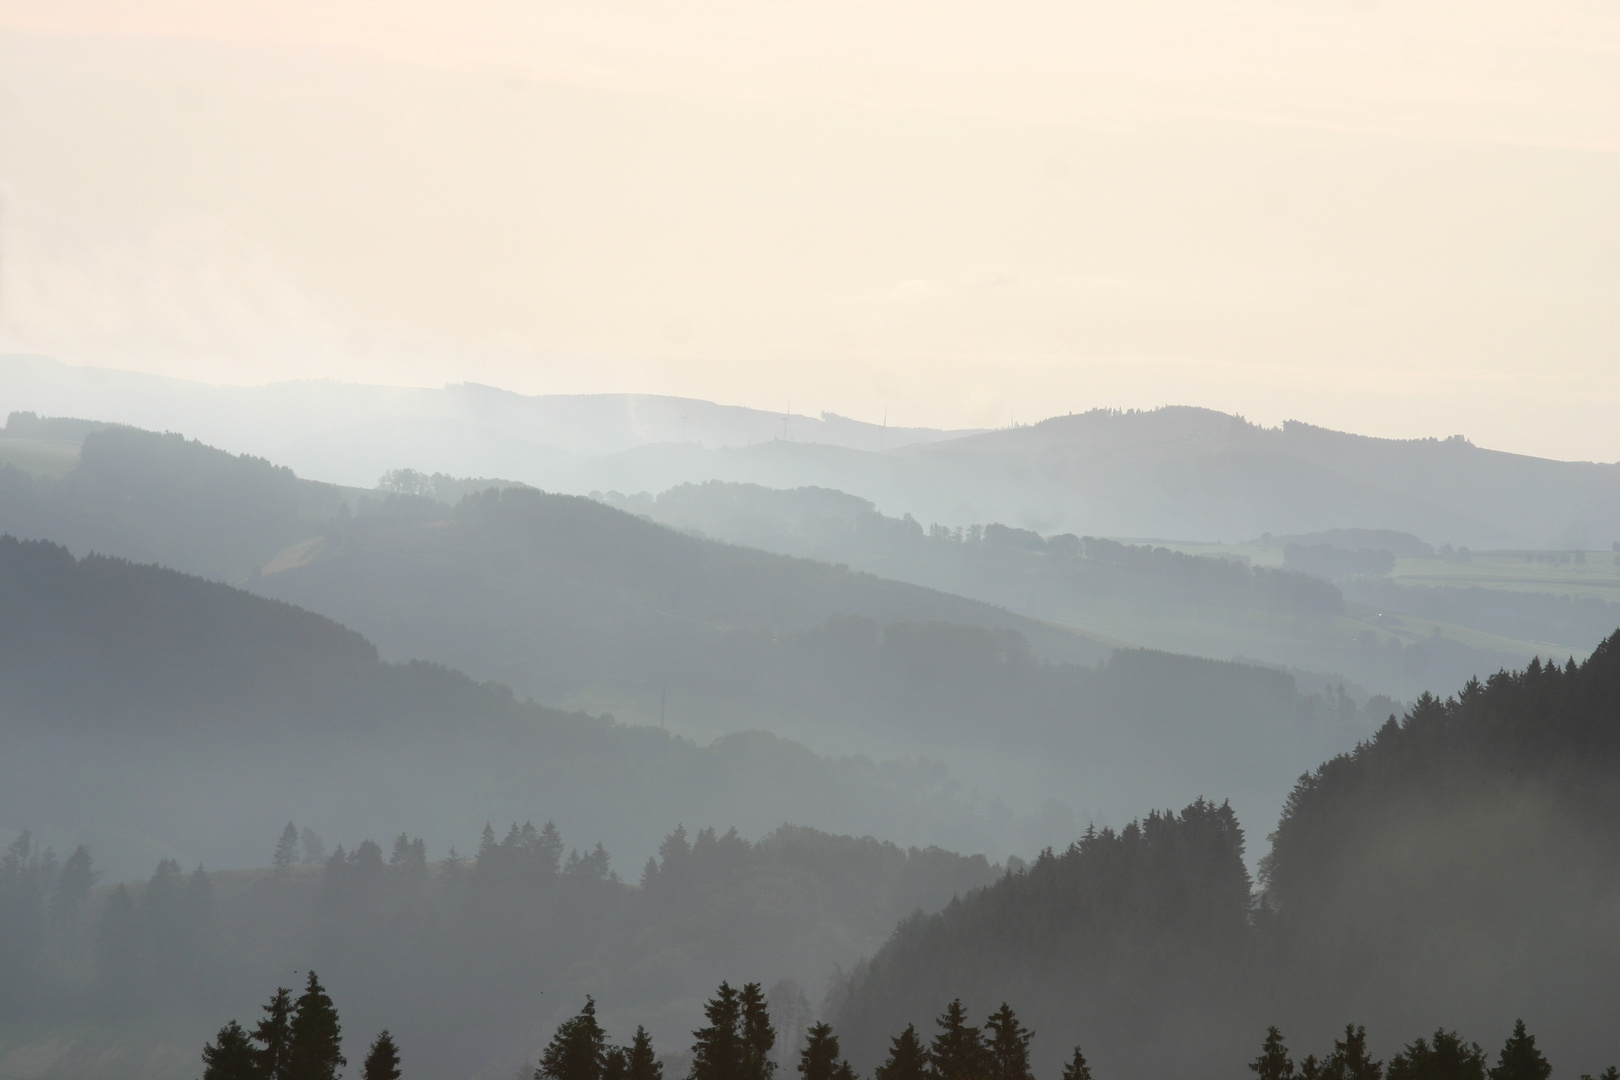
287,971,345,1080
797,1023,854,1080
1386,1031,1486,1080
1328,1025,1382,1080
52,844,98,921
983,1004,1033,1080
741,982,777,1080
929,1000,985,1080
627,1026,664,1080
539,996,608,1080
202,1019,260,1080
690,982,743,1080
274,824,299,874
254,987,296,1080
364,1030,403,1080
1489,1022,1550,1080
1059,1047,1092,1080
1250,1028,1295,1080
603,1046,630,1080
1300,1057,1324,1080
875,1025,929,1080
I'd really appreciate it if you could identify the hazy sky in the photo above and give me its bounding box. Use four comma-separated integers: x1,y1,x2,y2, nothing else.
1,0,1616,459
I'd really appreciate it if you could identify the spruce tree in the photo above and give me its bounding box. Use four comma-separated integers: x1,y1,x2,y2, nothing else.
287,971,345,1080
274,824,299,874
798,1023,854,1080
1250,1028,1295,1080
741,982,777,1080
628,1026,663,1080
1490,1022,1550,1080
1387,1031,1486,1080
1328,1025,1382,1080
539,996,608,1080
1059,1047,1092,1080
690,983,743,1080
875,1025,929,1080
603,1046,630,1080
202,1019,260,1080
364,1030,403,1080
983,1004,1033,1080
929,1000,985,1080
254,987,296,1080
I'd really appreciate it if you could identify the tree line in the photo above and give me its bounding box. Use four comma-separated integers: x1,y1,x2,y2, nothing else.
201,971,399,1080
533,987,1613,1080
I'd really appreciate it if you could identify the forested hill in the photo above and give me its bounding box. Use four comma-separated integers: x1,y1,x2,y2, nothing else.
251,486,1379,843
0,537,1044,878
832,635,1620,1080
1260,631,1620,1045
0,535,378,732
0,418,1390,865
0,416,358,582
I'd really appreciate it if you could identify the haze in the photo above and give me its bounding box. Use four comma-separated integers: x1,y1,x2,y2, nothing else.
2,0,1616,459
2,5,1619,1080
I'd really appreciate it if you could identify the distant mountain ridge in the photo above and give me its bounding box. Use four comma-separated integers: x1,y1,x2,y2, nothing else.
0,354,971,486
0,421,1381,850
577,407,1619,548
5,357,1616,547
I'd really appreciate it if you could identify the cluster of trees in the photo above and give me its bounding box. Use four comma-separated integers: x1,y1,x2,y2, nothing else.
1248,1022,1616,1080
0,816,996,1078
200,971,401,1080
831,635,1620,1077
538,988,1077,1080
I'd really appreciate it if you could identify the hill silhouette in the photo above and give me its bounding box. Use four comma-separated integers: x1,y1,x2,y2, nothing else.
0,536,1044,879
832,634,1620,1079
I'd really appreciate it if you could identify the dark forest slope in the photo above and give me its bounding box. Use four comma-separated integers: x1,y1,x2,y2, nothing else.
833,635,1620,1080
0,419,1385,849
0,537,1031,878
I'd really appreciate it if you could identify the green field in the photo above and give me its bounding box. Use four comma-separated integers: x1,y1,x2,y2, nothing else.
1156,540,1620,602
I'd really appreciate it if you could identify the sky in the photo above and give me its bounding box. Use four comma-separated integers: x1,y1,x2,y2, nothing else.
0,0,1616,459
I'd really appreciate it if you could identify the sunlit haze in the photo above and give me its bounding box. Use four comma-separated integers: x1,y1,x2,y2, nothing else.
1,0,1615,459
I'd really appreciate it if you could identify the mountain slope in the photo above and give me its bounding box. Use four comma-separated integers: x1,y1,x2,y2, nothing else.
0,537,1033,879
0,419,1387,841
831,635,1620,1079
542,408,1620,550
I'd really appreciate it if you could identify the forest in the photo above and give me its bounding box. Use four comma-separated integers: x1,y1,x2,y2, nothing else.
4,636,1616,1077
1,414,1616,1078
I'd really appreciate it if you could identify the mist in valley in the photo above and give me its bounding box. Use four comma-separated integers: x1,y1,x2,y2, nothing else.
2,3,1619,1079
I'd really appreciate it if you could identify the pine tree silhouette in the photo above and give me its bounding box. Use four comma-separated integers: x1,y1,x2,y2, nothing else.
1387,1030,1486,1080
364,1030,403,1080
690,982,743,1080
1489,1022,1550,1080
253,987,295,1080
540,996,608,1080
1250,1028,1295,1080
798,1023,848,1080
929,1000,985,1080
202,1020,260,1080
875,1025,929,1080
1328,1025,1382,1080
274,824,299,875
741,982,777,1080
983,1004,1033,1080
1059,1047,1092,1080
287,971,345,1080
628,1027,664,1080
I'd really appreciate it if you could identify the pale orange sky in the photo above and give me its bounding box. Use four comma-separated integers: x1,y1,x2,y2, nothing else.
1,0,1616,457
